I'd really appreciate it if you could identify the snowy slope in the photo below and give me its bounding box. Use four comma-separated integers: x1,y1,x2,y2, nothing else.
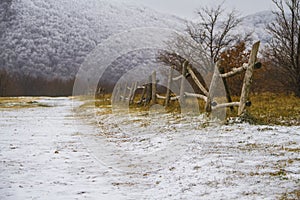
0,1,274,82
0,0,186,80
240,11,274,44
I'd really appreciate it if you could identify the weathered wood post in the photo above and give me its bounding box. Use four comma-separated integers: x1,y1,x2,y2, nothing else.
165,67,173,107
186,65,209,96
128,82,135,105
151,71,157,105
122,82,128,102
205,61,221,113
130,81,138,104
218,66,234,112
144,75,152,106
138,84,146,104
238,41,260,116
113,83,121,103
180,61,188,105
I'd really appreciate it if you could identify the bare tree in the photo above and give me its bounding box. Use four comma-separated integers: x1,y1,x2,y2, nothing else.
186,3,250,62
266,0,300,97
159,2,251,71
159,2,251,101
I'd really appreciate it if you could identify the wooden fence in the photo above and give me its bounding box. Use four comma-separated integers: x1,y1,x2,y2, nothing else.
111,41,261,116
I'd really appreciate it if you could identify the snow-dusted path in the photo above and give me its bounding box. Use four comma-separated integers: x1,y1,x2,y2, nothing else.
0,97,124,200
0,97,299,200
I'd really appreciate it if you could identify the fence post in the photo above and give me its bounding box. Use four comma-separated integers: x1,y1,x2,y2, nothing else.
151,71,157,105
218,66,234,111
130,81,138,104
205,61,221,113
238,41,260,116
139,84,146,104
128,82,135,105
122,82,128,102
145,75,152,106
165,67,173,107
186,65,209,96
113,83,120,103
180,61,188,105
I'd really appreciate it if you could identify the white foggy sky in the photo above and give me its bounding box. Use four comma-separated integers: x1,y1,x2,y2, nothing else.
120,0,275,19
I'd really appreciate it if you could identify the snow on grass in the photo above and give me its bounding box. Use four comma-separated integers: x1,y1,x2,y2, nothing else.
1,97,299,199
78,98,300,199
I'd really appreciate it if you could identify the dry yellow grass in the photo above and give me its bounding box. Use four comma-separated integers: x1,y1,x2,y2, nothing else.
82,92,300,126
227,93,300,126
0,97,51,109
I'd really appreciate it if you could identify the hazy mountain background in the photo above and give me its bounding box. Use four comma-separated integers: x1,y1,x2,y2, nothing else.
0,0,274,96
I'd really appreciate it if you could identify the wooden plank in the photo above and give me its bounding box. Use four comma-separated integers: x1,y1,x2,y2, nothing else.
186,65,209,96
172,75,183,81
238,41,260,116
156,94,166,99
212,102,240,110
171,96,180,101
158,94,179,101
185,92,207,102
165,67,173,107
220,63,248,78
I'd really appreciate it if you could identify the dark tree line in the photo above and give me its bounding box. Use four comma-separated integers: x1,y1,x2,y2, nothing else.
0,69,74,96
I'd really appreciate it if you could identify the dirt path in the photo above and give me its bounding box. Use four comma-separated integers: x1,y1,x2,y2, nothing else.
0,97,124,200
1,97,299,199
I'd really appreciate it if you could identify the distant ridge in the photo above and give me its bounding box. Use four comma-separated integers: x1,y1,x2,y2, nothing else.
0,0,186,81
0,1,275,95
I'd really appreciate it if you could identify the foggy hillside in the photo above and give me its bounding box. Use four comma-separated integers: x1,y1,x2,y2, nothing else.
0,0,274,95
0,0,185,81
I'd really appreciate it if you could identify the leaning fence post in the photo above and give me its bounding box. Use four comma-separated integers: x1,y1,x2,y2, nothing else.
238,41,260,116
165,67,173,107
139,84,146,104
218,66,234,112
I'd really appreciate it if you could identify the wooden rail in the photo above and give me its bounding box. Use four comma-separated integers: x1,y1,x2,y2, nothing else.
110,41,261,118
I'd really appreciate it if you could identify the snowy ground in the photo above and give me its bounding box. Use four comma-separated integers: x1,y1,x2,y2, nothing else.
0,97,299,199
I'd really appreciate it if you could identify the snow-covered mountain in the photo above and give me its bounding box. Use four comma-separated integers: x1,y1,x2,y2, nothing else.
0,0,186,81
0,0,275,95
240,11,274,44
